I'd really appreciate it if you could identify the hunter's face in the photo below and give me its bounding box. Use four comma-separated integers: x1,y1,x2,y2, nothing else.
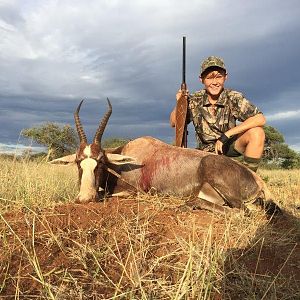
201,69,227,97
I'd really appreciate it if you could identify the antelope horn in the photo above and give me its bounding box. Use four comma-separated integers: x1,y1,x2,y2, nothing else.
74,100,87,143
93,98,112,146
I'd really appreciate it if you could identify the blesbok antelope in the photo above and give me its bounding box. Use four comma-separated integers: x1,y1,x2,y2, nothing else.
51,99,281,215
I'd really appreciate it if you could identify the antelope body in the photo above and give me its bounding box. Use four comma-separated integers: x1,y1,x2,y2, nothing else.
51,99,280,215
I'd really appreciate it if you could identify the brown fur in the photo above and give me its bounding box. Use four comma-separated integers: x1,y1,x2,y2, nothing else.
198,155,260,208
70,136,279,215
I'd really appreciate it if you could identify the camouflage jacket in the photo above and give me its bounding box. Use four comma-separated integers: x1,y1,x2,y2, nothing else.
187,88,262,151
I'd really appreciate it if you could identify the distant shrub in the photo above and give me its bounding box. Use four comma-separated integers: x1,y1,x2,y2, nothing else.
102,137,130,148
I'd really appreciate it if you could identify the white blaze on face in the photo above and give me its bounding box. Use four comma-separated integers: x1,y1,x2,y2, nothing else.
77,146,98,202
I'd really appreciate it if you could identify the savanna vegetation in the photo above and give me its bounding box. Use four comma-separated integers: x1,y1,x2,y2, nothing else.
0,153,299,299
262,125,300,169
21,123,78,159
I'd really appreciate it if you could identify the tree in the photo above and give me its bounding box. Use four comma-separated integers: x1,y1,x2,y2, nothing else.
22,122,78,159
263,126,283,161
263,125,300,168
264,126,285,144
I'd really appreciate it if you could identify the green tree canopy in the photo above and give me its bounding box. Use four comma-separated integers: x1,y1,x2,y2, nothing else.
22,122,78,159
263,125,300,169
264,125,285,144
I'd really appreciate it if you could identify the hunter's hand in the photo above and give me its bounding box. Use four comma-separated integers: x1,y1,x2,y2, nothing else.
215,133,230,155
176,89,189,101
215,140,224,155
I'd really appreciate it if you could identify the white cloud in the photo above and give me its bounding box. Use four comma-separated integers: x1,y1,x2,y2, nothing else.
290,143,300,152
1,0,298,100
266,110,300,121
0,143,46,155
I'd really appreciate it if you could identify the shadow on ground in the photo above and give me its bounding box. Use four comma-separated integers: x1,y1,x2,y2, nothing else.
222,210,300,299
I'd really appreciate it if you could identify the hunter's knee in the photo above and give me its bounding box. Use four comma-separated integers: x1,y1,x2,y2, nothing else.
248,127,265,144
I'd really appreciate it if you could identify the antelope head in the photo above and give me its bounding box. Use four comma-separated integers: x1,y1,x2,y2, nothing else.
74,98,112,202
49,99,135,203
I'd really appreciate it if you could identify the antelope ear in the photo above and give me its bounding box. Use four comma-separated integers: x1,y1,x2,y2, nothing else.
49,154,76,165
106,153,136,165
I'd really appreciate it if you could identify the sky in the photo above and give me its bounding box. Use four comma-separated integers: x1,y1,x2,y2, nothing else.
1,0,300,153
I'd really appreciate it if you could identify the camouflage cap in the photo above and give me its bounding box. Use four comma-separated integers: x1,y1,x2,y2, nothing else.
200,56,226,76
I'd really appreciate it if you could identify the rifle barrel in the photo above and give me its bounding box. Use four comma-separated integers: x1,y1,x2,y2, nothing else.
182,36,186,85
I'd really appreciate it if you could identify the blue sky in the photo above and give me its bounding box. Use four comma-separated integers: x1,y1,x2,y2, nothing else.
1,0,300,152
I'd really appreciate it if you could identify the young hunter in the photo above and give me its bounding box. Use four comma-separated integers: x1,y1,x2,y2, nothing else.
170,56,266,172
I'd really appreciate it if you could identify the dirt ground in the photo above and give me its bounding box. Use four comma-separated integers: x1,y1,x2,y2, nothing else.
1,197,300,299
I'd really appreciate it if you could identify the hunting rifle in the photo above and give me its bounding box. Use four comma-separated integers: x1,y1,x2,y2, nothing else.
175,36,188,147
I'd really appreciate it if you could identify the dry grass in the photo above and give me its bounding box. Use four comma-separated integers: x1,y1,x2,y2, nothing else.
0,157,300,299
0,157,77,212
259,169,300,215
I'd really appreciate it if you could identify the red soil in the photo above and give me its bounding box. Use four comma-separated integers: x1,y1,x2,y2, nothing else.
0,197,299,299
